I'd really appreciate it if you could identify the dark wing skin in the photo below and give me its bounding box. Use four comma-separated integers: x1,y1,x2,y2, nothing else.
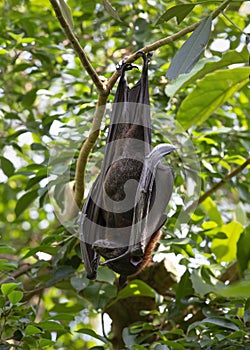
79,52,175,280
78,174,102,279
100,144,175,276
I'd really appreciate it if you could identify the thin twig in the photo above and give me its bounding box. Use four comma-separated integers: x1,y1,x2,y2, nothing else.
198,157,250,205
0,264,32,285
185,157,250,213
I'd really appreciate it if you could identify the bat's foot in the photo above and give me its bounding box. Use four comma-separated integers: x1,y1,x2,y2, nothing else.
136,50,153,62
116,51,153,74
116,60,138,74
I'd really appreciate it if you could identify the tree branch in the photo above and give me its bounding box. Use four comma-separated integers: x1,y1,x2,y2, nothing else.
49,0,108,95
0,264,32,285
73,95,107,211
185,157,250,213
198,157,250,205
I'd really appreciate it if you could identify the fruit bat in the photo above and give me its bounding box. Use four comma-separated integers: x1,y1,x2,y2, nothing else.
78,51,175,281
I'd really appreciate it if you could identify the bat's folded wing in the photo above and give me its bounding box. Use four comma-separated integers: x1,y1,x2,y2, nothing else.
78,175,103,279
130,144,175,256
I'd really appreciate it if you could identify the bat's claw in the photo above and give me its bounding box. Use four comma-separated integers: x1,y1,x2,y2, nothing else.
116,61,138,75
116,51,152,75
136,50,153,62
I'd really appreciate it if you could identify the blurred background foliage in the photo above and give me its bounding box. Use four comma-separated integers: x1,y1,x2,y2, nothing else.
0,0,250,349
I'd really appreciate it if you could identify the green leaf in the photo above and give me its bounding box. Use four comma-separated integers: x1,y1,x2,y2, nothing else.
96,265,116,283
188,316,239,333
116,280,155,301
0,260,17,271
191,269,215,297
25,325,42,335
4,112,21,120
59,0,74,30
38,321,65,332
9,32,24,42
25,172,47,190
204,317,239,331
201,197,223,225
30,142,47,151
46,265,75,287
162,341,185,350
77,328,108,344
176,270,194,305
21,245,59,259
39,339,55,347
165,57,219,97
1,283,20,296
8,290,23,304
70,276,87,292
15,189,38,218
102,0,121,22
0,245,16,254
237,225,250,274
154,345,170,350
235,202,247,226
51,313,75,322
21,89,37,108
84,283,117,309
122,327,137,347
0,156,15,177
167,16,212,80
0,48,7,54
166,48,249,97
177,67,250,129
212,221,244,262
156,4,195,25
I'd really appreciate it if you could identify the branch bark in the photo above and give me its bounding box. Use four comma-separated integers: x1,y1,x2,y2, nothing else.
73,96,107,211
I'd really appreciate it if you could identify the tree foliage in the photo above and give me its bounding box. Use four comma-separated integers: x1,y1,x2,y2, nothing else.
0,0,250,349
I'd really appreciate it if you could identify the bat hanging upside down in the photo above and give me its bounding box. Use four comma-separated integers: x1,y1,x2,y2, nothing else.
78,51,175,281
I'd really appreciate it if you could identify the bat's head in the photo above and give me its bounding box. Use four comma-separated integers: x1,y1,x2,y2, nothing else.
105,252,145,276
93,239,146,276
93,230,161,277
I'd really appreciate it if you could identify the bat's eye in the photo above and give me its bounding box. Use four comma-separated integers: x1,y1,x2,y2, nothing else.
130,256,143,266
